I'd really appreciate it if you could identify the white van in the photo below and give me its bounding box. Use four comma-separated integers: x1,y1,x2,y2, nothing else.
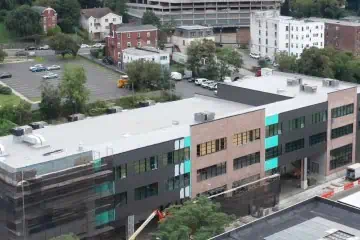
195,78,208,86
171,72,182,81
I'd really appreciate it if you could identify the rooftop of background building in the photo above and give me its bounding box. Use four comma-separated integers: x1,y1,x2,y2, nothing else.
211,196,360,240
252,10,324,25
176,25,213,30
309,17,360,27
0,95,251,171
123,47,168,56
224,71,360,115
115,24,157,33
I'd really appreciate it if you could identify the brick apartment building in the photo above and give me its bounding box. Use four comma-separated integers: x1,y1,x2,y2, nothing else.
31,6,57,33
105,24,158,64
310,18,360,55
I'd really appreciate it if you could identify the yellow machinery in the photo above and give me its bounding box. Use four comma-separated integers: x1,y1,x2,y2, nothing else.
117,75,129,88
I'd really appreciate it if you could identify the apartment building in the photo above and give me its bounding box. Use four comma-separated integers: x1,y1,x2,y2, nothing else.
309,18,360,56
31,6,57,33
250,11,325,60
121,46,170,70
105,24,158,64
126,0,281,27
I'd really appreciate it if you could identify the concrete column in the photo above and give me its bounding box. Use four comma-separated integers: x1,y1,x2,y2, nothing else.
127,215,135,240
301,157,308,189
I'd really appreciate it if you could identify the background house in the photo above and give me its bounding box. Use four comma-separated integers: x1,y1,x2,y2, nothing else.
80,7,122,41
31,6,57,33
121,46,170,70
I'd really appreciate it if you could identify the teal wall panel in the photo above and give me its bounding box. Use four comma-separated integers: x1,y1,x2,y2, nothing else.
184,160,191,173
184,136,191,148
265,158,278,171
265,135,278,149
265,114,279,126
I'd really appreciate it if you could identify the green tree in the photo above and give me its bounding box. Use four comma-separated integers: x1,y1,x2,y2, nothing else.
0,119,17,137
39,81,62,120
0,0,15,10
276,52,298,73
60,65,90,114
142,10,160,27
104,0,129,23
5,5,42,37
49,234,80,240
47,25,62,36
49,33,80,57
216,48,243,81
78,0,102,8
55,0,81,33
297,47,334,78
153,196,234,240
0,48,7,63
186,39,216,77
33,0,57,7
0,101,33,125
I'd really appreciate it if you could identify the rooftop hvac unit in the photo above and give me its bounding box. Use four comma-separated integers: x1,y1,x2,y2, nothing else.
300,84,317,93
22,134,46,146
322,78,340,87
67,113,86,122
10,125,33,137
106,106,123,114
194,111,215,122
29,121,48,130
286,77,302,86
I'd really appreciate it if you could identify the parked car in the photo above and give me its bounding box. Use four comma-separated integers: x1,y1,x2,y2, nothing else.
249,53,260,59
38,45,50,50
171,72,182,81
80,44,90,48
28,51,36,57
102,56,114,65
42,72,58,79
0,72,12,79
273,62,279,67
201,80,214,88
25,46,36,51
194,78,208,86
46,65,61,71
209,82,218,90
188,78,195,82
15,51,28,57
29,64,44,71
92,43,105,48
30,64,46,72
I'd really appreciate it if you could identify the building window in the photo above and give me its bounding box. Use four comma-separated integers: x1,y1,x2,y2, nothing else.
137,33,140,37
258,38,261,44
331,124,353,139
330,144,353,170
134,156,158,174
312,111,327,124
147,32,150,37
147,40,151,45
199,31,203,37
286,26,289,31
331,104,354,118
266,31,268,36
233,128,260,146
275,32,277,37
296,44,298,48
266,123,282,137
274,23,277,28
190,32,195,37
259,30,261,35
291,26,293,31
291,43,293,48
199,185,226,197
259,46,260,51
286,34,288,39
166,173,190,191
127,33,130,38
183,40,185,46
113,18,116,21
127,42,131,47
105,19,108,22
196,137,227,157
160,56,167,60
233,152,260,170
275,40,277,46
115,191,127,207
286,43,289,48
114,163,127,179
309,132,327,146
197,162,226,182
265,39,268,44
162,147,190,166
265,145,282,160
285,138,305,153
134,183,158,200
206,31,211,36
137,42,141,47
289,116,305,131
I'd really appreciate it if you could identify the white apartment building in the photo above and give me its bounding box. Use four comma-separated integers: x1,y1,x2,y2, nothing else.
121,47,170,70
171,25,215,54
80,8,122,41
250,11,325,60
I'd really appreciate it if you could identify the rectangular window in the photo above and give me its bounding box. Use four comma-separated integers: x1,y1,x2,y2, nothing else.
113,18,116,21
196,137,226,157
233,128,260,146
137,33,140,37
286,26,289,31
166,173,190,191
285,138,305,153
147,32,150,37
312,111,327,124
330,144,353,170
197,162,226,182
233,152,260,170
331,124,353,139
127,42,131,47
105,19,108,22
288,116,305,131
134,183,158,200
190,32,195,37
127,33,130,38
147,40,151,45
134,156,158,174
331,104,354,118
160,56,167,60
137,42,141,47
266,123,282,137
265,145,282,160
309,132,326,146
114,191,127,207
114,163,127,179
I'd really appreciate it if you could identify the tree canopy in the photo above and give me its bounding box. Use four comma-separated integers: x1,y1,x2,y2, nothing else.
216,47,243,81
142,10,160,27
60,65,90,114
5,5,42,37
49,32,80,57
104,0,129,23
0,49,7,63
55,0,81,33
283,0,345,19
153,196,234,240
39,80,62,120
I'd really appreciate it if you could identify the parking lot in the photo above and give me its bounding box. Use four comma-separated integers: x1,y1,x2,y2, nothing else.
0,55,131,101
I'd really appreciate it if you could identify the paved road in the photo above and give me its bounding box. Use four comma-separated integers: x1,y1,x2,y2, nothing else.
174,80,215,98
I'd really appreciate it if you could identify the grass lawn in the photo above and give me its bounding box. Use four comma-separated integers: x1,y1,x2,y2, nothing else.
0,23,10,44
0,94,21,107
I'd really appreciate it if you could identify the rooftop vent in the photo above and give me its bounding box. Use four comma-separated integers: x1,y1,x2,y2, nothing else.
29,121,48,130
106,106,123,114
0,144,7,157
287,77,302,86
322,78,340,87
22,133,47,147
172,120,179,125
10,126,33,137
194,111,215,122
67,113,86,122
300,83,317,93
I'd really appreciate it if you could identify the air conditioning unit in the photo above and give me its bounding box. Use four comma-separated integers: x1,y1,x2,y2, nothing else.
29,121,48,130
10,126,33,137
67,113,86,122
194,111,215,122
322,78,339,87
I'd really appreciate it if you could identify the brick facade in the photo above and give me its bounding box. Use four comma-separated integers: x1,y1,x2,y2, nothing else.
324,22,360,55
41,8,57,33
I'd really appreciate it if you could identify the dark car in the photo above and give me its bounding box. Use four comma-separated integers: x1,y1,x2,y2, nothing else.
0,72,12,79
102,56,114,65
25,46,36,51
15,50,28,57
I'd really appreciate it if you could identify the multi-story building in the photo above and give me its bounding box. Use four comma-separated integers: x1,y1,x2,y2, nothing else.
121,46,170,70
309,18,360,56
80,8,122,41
250,11,325,60
1,70,360,239
105,24,158,65
126,0,281,27
171,25,215,54
31,6,57,33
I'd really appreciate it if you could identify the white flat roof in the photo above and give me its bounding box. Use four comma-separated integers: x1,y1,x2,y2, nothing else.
0,95,251,170
123,47,167,56
339,191,360,209
176,25,212,30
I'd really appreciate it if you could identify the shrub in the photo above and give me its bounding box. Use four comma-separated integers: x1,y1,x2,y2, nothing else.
47,25,62,37
86,100,109,116
0,10,7,22
88,108,107,116
0,119,17,136
0,86,12,95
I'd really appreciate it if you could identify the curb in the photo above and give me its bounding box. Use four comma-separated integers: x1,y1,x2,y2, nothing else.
320,179,360,199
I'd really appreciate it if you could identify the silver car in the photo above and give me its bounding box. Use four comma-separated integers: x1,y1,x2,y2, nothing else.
42,72,59,79
46,65,61,71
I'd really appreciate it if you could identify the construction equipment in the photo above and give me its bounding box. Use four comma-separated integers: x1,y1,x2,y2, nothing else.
128,210,165,240
117,75,129,88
